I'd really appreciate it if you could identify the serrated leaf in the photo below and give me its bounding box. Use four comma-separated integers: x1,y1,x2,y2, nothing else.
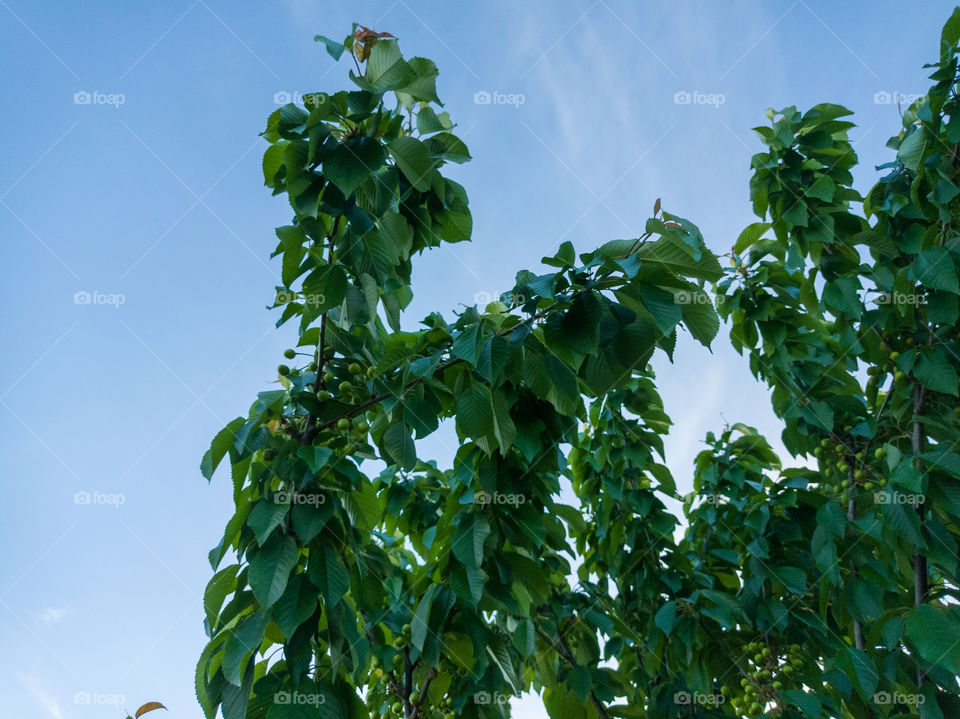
382,422,417,471
387,136,434,191
249,534,298,609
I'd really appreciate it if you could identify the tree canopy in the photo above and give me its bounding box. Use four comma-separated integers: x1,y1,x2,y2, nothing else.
198,12,960,719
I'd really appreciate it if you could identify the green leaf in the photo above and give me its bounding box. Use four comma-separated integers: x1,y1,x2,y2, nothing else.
387,136,434,191
201,418,243,480
222,610,267,686
734,222,771,254
906,604,960,673
654,601,676,635
308,543,350,605
247,499,288,545
639,287,682,336
314,35,345,60
416,105,445,134
410,585,435,652
302,264,348,316
452,512,490,570
204,564,238,629
910,247,959,293
898,127,927,172
272,573,318,639
297,446,334,474
397,57,440,104
842,647,878,699
679,294,719,346
221,660,254,719
455,382,495,443
249,534,298,609
915,347,958,395
365,40,415,91
452,324,483,365
382,422,417,471
491,389,517,453
780,690,821,718
323,137,387,196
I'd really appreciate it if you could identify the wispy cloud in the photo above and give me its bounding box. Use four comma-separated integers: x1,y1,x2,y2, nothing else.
17,674,64,719
35,607,68,627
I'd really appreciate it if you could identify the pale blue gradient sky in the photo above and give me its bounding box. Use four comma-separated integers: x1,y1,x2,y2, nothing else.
1,2,953,717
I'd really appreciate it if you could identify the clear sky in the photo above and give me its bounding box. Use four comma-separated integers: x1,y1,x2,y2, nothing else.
1,1,955,717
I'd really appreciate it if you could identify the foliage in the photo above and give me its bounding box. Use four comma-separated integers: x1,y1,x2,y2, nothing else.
197,14,960,719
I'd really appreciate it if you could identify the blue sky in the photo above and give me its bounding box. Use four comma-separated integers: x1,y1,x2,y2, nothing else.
1,1,954,717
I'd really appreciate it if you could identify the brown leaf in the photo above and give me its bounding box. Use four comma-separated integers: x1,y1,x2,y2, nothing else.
653,197,661,215
135,703,167,718
663,221,684,229
353,25,396,62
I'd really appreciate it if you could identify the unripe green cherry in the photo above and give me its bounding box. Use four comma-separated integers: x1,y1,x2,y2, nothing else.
283,348,296,359
337,418,351,430
348,362,362,375
339,380,352,393
277,364,290,376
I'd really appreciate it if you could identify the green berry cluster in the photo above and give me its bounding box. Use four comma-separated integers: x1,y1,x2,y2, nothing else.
813,436,888,504
364,624,456,719
727,642,804,717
